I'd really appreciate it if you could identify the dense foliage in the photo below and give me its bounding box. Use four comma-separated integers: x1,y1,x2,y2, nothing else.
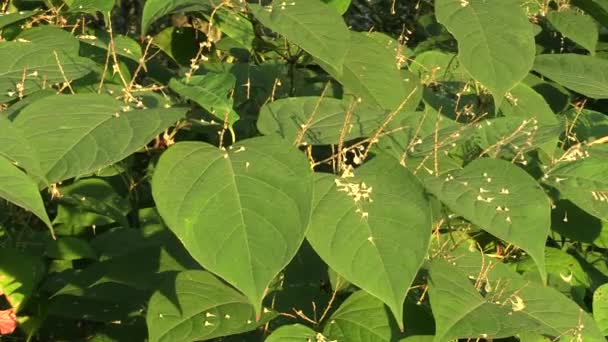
1,0,608,341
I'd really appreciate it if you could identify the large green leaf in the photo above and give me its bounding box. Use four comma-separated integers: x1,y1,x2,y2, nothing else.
435,0,535,104
428,255,605,341
547,9,598,54
257,96,388,145
146,270,272,342
0,155,52,229
319,31,420,111
0,41,95,103
307,156,432,327
169,72,238,125
266,324,317,341
152,136,313,313
593,283,608,334
544,157,608,221
249,0,349,75
533,54,608,99
11,94,186,184
323,291,400,341
0,248,46,311
141,0,216,34
423,158,550,282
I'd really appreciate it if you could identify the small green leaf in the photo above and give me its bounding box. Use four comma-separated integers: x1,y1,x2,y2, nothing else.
318,31,420,111
45,237,98,260
0,10,38,30
0,155,52,230
146,270,273,342
266,324,317,341
53,178,130,230
69,0,116,22
533,54,608,99
0,247,46,311
544,157,608,221
249,0,350,75
141,0,215,34
257,96,387,145
435,0,535,105
593,283,608,334
11,94,186,184
152,136,313,313
307,156,432,327
323,291,400,341
210,9,254,51
547,9,598,54
77,30,143,63
500,83,559,155
169,72,239,125
424,158,550,282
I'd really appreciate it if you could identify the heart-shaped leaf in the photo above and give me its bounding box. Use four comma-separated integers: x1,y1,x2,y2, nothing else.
152,136,313,313
307,156,432,327
147,270,273,342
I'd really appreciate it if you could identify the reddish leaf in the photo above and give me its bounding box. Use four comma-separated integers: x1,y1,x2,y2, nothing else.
0,309,17,335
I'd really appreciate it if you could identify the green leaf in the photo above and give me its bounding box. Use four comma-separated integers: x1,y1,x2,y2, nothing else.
146,270,273,342
593,283,608,334
0,155,52,229
52,178,130,230
210,9,254,51
500,83,559,155
45,237,98,260
0,10,38,30
423,158,550,282
515,247,590,306
533,54,608,99
428,256,605,341
435,0,535,105
141,0,215,34
307,156,432,328
257,96,387,145
319,31,420,111
547,9,598,54
266,324,317,341
0,115,44,180
544,157,608,221
0,247,46,311
323,291,400,341
77,30,143,64
0,41,95,103
11,94,186,184
571,0,608,28
473,116,563,158
321,0,351,14
249,0,350,75
69,0,115,22
17,26,81,54
152,136,313,313
169,73,239,125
